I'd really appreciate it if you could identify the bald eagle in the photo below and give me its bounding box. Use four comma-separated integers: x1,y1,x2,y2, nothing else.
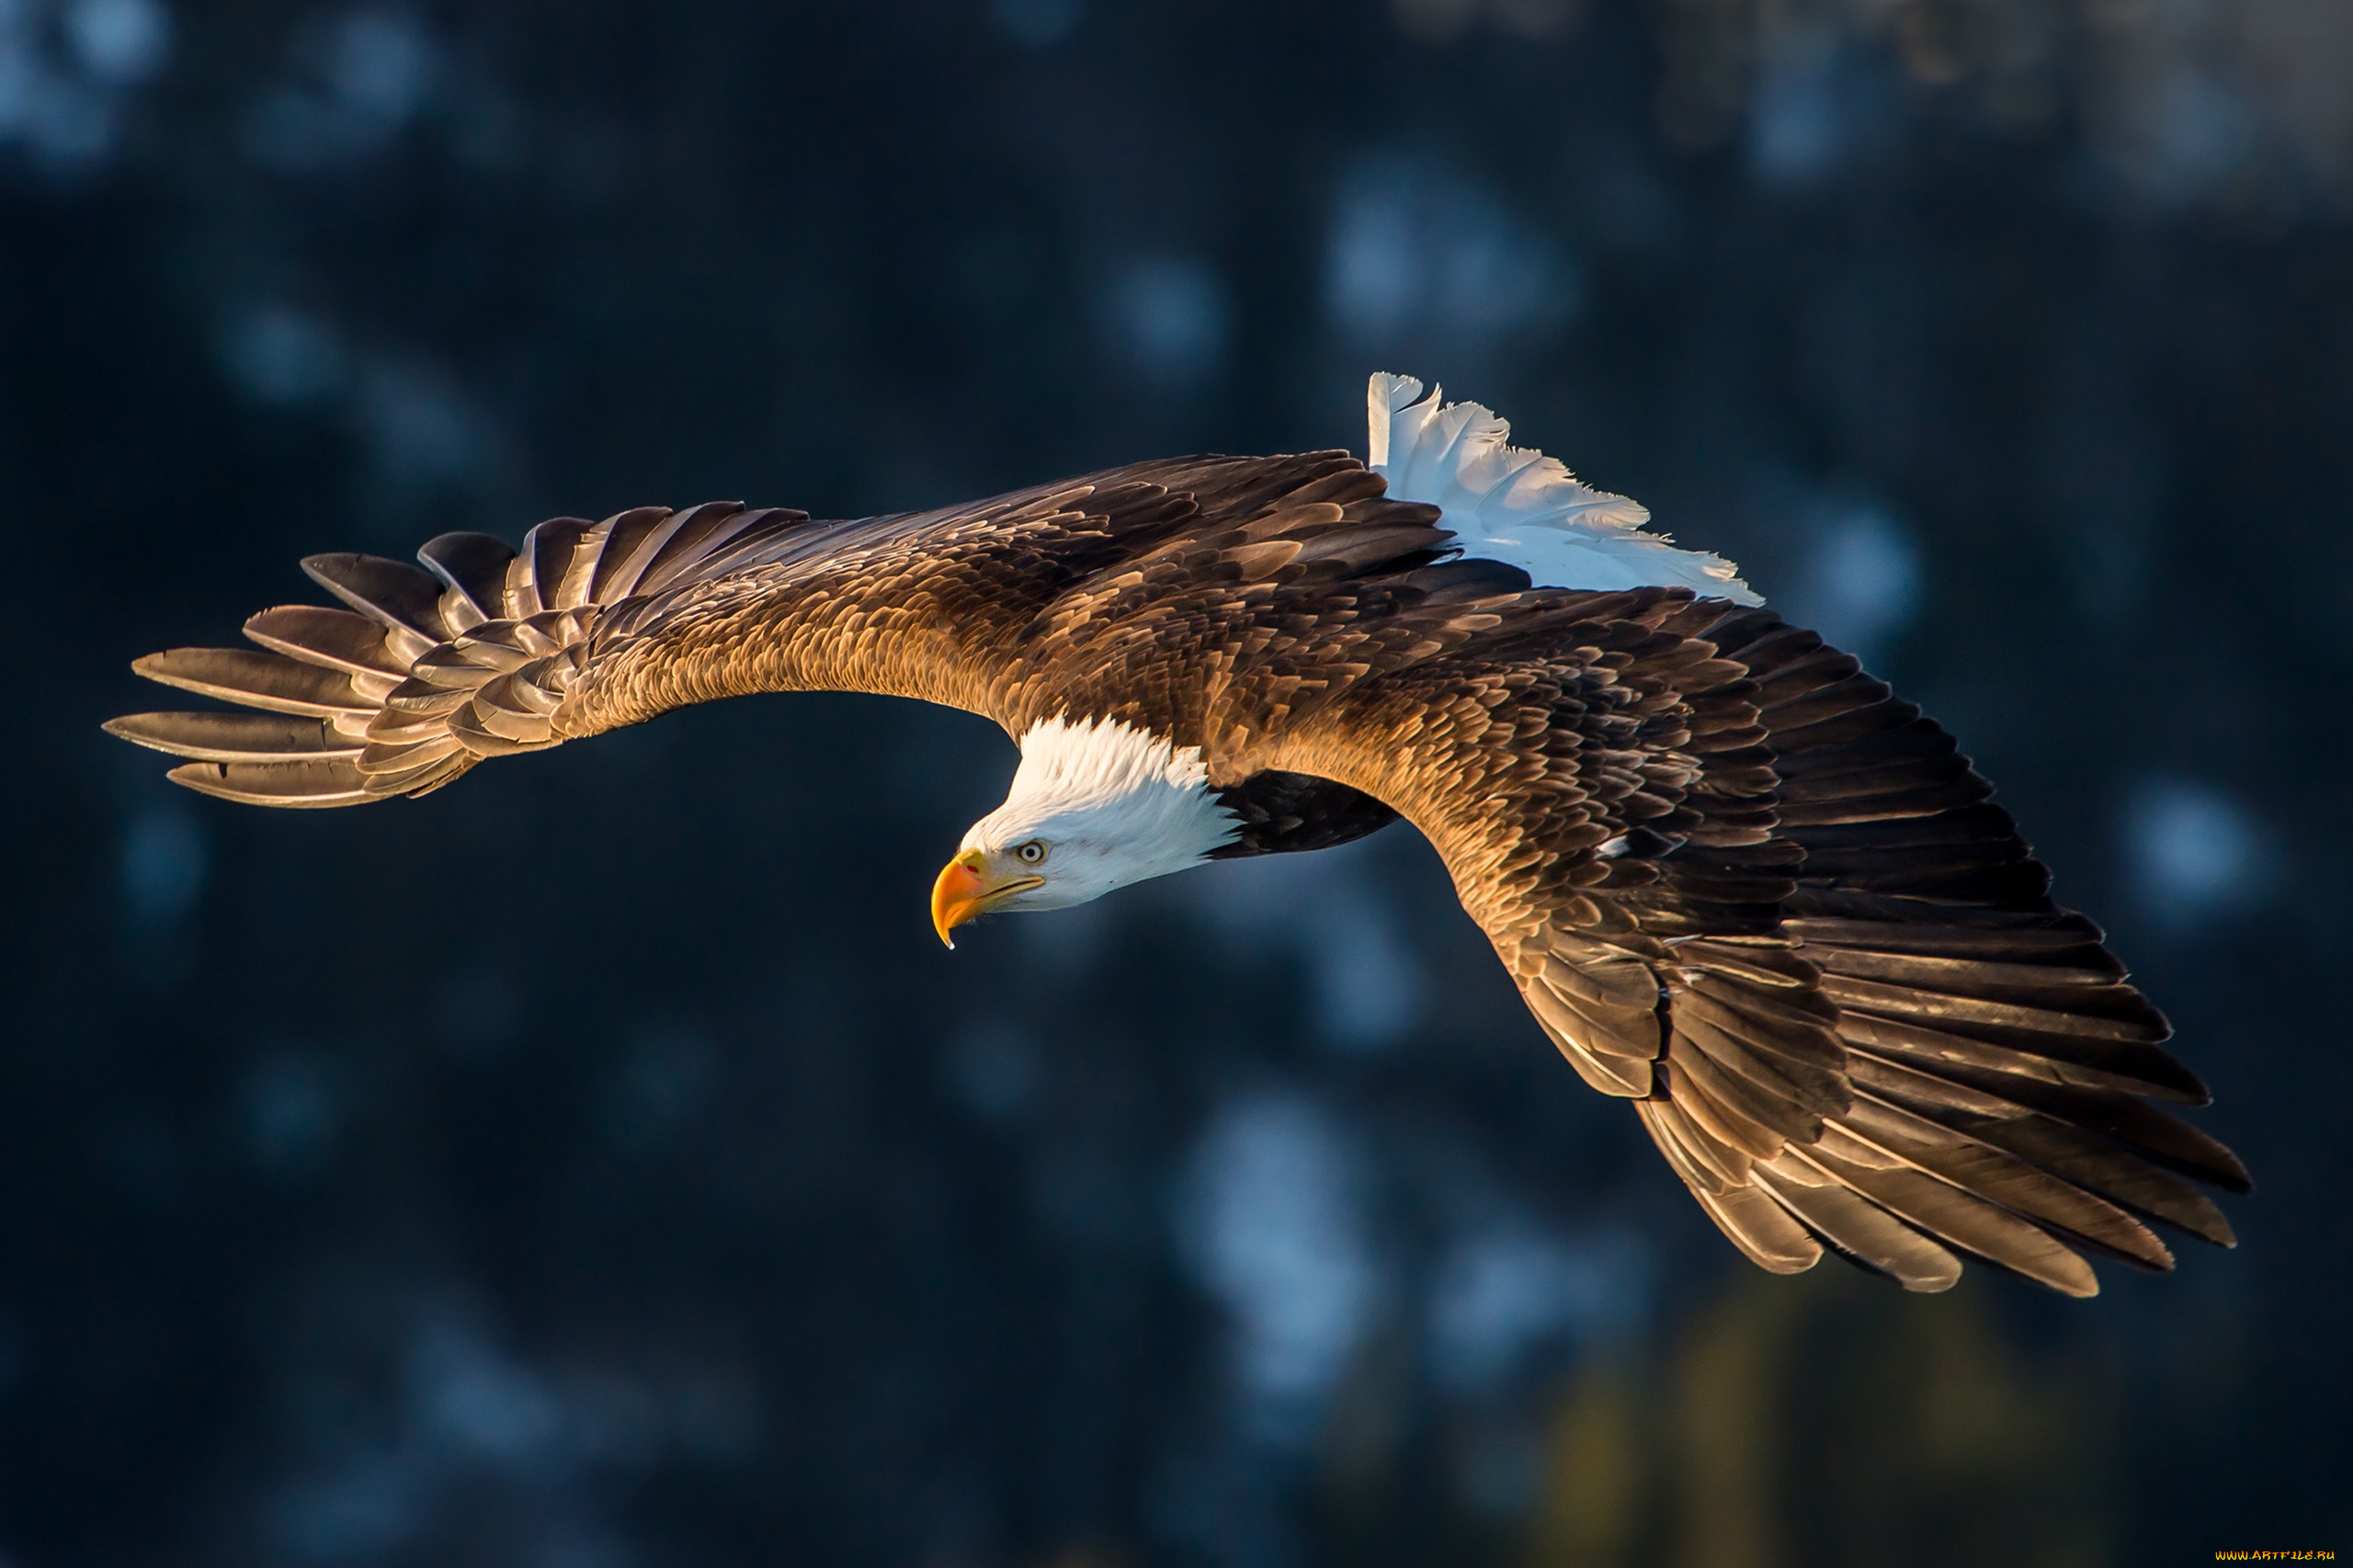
108,373,2245,1297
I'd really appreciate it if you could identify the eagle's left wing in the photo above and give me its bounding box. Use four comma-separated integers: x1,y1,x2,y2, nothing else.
1250,586,2245,1295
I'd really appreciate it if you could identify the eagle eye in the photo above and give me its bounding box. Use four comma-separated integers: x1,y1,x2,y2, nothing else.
1015,839,1049,866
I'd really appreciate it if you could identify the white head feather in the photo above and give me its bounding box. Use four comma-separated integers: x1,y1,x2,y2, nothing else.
1369,371,1762,606
961,715,1241,910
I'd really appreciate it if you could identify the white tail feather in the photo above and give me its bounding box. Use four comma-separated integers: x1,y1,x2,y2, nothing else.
1368,372,1762,606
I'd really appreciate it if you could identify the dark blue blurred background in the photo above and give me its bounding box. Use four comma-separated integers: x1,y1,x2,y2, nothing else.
2,0,2346,1562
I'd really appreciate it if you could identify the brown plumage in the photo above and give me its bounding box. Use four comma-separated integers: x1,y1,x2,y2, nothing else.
107,446,2245,1295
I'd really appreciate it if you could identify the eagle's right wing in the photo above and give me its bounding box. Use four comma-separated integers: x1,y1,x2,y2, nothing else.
106,451,1414,807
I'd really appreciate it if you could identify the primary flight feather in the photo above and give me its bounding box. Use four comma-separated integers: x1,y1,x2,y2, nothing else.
108,372,2247,1296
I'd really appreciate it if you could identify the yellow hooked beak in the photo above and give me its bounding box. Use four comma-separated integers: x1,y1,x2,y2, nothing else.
930,847,1045,949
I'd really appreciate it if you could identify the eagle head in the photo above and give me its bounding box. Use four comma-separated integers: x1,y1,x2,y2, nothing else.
931,714,1242,947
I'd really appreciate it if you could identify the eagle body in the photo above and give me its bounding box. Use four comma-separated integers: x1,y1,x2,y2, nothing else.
108,375,2248,1298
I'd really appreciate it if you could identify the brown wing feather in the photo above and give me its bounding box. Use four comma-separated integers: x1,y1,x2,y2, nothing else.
1251,590,2243,1296
108,450,1437,805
